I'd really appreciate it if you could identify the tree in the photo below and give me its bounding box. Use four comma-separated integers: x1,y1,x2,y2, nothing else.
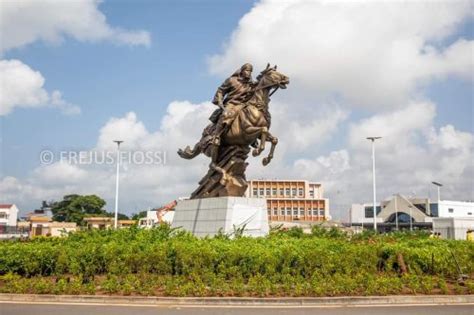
132,210,148,221
51,194,107,225
105,212,130,220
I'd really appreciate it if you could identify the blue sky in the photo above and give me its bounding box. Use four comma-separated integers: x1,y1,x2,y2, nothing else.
1,0,472,219
2,0,255,178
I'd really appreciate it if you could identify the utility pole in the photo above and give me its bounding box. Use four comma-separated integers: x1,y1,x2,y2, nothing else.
409,205,413,232
394,194,399,231
113,140,124,229
367,137,382,232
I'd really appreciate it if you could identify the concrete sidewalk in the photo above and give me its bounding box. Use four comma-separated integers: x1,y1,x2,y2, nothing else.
0,294,473,306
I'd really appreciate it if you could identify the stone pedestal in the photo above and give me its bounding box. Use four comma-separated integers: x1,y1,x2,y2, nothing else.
171,197,269,237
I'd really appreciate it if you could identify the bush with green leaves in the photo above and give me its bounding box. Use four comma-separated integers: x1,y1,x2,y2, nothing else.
0,225,472,296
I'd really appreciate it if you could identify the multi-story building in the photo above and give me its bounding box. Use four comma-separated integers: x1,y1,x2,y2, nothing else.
245,179,330,222
0,204,19,227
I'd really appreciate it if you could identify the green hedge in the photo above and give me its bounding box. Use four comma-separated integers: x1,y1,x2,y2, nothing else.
0,225,473,296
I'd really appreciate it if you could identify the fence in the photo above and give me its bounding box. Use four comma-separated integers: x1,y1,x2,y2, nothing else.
0,225,30,239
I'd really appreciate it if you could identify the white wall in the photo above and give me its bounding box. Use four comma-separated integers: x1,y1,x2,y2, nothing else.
50,227,76,237
0,204,19,226
433,217,474,240
162,211,174,224
139,210,159,228
350,203,383,224
438,200,474,218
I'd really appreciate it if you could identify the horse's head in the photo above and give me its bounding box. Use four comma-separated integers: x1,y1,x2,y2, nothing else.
256,63,290,90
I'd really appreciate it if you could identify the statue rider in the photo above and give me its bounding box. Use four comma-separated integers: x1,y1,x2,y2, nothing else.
209,63,256,148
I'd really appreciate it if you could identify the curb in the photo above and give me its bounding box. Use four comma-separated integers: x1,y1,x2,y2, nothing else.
0,294,473,306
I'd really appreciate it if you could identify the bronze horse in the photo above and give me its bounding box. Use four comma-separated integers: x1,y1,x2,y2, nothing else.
179,64,289,166
178,64,289,198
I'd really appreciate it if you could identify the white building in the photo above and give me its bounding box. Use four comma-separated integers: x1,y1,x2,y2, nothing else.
435,200,474,218
0,204,19,227
433,217,474,240
139,201,176,228
349,195,473,232
139,210,159,228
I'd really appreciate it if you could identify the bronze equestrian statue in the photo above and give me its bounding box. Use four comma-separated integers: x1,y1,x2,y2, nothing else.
178,63,289,198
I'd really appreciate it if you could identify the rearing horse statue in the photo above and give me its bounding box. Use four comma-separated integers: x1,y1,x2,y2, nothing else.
178,64,289,198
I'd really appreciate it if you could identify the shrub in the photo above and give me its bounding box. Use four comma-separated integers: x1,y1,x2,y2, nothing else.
0,224,472,296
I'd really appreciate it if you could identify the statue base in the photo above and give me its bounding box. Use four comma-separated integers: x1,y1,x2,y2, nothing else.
171,197,269,237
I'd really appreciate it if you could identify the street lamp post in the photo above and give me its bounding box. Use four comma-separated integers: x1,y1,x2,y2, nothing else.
394,194,399,231
367,137,382,232
408,205,413,232
113,140,124,229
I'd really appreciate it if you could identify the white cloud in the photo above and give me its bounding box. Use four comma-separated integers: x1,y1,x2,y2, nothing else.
0,101,215,213
33,162,88,185
292,102,473,218
0,0,151,54
206,0,472,219
348,100,436,150
1,1,472,220
0,0,152,116
295,150,350,177
285,106,349,151
2,99,472,219
0,59,80,115
209,0,473,109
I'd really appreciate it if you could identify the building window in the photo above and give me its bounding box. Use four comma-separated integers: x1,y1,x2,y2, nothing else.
0,212,7,219
266,188,271,196
448,208,454,213
267,210,271,216
279,188,284,196
468,212,472,215
365,206,381,218
286,207,291,216
272,188,277,196
285,188,290,196
312,209,318,216
292,188,297,196
309,190,314,198
253,188,258,197
292,208,298,216
273,208,278,216
280,208,285,216
259,188,264,196
298,188,304,196
319,210,325,216
299,208,305,216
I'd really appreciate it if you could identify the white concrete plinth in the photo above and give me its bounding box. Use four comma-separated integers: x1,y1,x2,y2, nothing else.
171,197,269,237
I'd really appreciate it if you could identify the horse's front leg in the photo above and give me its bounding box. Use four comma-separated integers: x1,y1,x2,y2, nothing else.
242,125,268,157
262,133,278,166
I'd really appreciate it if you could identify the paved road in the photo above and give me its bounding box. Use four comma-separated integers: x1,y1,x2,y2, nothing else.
1,303,473,315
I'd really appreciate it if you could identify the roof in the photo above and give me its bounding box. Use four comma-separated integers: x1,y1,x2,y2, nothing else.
118,220,136,224
29,216,52,222
0,204,13,209
50,222,77,228
83,217,113,222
